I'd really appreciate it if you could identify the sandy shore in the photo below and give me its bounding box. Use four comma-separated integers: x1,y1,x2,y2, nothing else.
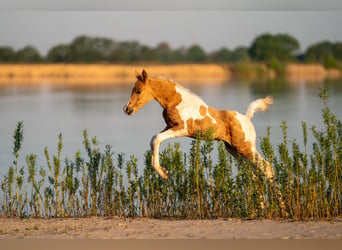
0,217,341,239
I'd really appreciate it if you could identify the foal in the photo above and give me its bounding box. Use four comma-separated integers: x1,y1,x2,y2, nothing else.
124,69,286,213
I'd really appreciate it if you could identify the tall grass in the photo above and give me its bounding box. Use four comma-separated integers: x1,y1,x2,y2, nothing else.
1,90,341,219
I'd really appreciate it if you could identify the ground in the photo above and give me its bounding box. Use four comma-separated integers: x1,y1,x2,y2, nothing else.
0,217,341,239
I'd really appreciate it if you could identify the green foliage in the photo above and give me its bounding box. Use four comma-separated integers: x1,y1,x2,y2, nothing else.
155,42,173,63
44,133,63,217
324,56,339,69
233,62,268,78
305,41,342,68
231,47,250,62
305,41,334,62
211,46,250,63
5,33,342,66
13,121,24,157
69,35,117,63
13,46,42,63
12,121,24,217
268,58,286,75
186,45,207,62
0,47,15,62
1,92,341,219
249,33,300,62
332,42,342,61
211,48,232,62
46,44,71,63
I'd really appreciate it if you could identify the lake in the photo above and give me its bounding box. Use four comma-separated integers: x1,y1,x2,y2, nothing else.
0,78,342,177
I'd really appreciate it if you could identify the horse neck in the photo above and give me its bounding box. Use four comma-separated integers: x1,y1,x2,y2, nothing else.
148,77,181,109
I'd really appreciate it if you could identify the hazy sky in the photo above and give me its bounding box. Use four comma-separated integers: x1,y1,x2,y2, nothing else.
1,1,342,56
2,0,342,11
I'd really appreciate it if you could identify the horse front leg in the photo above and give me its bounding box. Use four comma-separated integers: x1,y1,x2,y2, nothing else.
150,128,187,180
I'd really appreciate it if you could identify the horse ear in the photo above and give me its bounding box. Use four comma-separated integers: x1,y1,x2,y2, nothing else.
142,69,148,82
135,70,143,82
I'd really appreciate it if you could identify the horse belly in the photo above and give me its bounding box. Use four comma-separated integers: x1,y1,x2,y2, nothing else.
185,115,217,136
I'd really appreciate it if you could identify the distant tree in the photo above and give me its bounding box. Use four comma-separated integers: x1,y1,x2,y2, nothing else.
109,47,131,63
231,46,250,62
186,45,207,62
140,45,158,62
323,55,338,69
0,46,15,62
109,41,141,63
156,42,174,63
5,33,341,66
276,34,300,56
168,47,187,63
211,48,232,62
156,42,171,53
305,41,334,62
304,41,342,68
69,35,117,62
332,42,342,61
13,46,42,63
47,44,71,63
249,33,300,61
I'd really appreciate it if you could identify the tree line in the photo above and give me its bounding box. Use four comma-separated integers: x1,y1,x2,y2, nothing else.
0,33,342,68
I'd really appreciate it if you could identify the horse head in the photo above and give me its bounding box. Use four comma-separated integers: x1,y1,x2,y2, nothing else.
123,69,154,115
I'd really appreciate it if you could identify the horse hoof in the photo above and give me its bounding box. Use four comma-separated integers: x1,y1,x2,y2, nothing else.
162,167,169,175
153,164,168,180
283,211,290,218
160,167,168,180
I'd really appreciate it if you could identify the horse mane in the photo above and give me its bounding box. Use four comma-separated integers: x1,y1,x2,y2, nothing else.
150,74,201,99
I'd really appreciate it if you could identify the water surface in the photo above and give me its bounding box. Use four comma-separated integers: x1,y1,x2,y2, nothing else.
0,79,341,177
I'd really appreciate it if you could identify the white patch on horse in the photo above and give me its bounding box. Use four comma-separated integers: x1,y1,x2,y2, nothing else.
175,86,217,130
234,112,257,153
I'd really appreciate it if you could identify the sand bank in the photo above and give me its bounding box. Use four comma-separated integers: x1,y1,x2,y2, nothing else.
286,63,341,82
0,63,340,87
0,64,230,86
0,217,341,239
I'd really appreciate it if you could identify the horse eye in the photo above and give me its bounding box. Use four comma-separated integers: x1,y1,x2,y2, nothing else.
136,90,141,94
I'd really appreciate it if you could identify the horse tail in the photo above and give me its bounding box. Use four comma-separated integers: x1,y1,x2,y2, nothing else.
245,96,273,120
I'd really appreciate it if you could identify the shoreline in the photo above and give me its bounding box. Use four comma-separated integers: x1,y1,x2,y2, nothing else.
0,63,340,86
0,217,341,239
0,64,230,86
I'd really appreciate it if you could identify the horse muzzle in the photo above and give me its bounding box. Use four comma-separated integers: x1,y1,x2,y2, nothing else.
123,105,134,115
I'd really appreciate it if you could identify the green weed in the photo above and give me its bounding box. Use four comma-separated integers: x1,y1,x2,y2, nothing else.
0,90,341,220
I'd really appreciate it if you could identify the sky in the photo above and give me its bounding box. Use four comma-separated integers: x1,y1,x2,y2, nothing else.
0,1,342,56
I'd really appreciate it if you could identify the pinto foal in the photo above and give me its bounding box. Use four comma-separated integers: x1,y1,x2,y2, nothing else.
124,69,286,214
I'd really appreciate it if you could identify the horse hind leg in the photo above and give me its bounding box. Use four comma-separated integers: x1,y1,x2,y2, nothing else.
254,153,287,217
224,142,266,213
224,142,240,161
225,141,287,216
